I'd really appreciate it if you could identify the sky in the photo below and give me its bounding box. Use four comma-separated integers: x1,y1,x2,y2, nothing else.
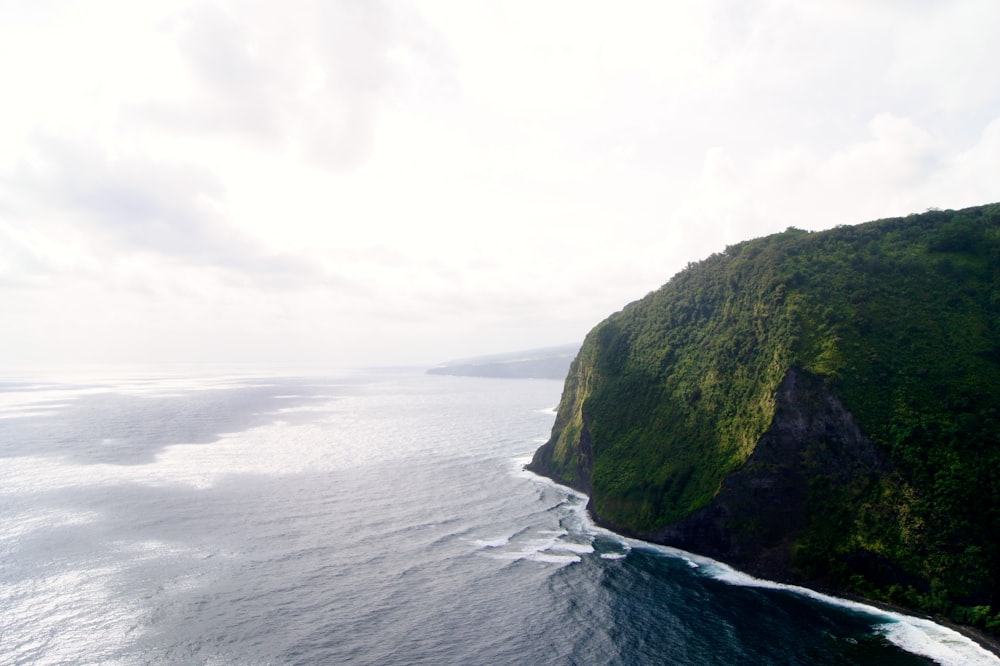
2,0,999,370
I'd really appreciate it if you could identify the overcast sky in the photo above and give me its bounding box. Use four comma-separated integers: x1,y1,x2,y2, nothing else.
2,0,999,370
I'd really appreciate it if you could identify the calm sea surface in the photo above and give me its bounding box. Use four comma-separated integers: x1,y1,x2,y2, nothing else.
1,368,996,665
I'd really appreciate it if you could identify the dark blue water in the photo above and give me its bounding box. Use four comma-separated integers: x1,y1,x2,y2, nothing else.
1,368,995,665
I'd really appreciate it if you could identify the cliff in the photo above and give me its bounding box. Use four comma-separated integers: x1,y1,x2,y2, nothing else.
528,203,1000,632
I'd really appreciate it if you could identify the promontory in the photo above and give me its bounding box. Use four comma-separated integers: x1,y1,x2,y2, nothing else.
528,203,1000,634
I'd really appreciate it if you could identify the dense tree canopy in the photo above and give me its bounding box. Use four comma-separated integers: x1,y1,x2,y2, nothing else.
531,203,1000,632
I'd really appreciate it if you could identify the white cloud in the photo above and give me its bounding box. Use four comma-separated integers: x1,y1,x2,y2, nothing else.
1,0,999,368
125,0,456,171
669,109,998,248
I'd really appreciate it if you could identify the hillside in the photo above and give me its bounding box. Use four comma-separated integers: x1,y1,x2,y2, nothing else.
427,344,579,379
528,203,1000,632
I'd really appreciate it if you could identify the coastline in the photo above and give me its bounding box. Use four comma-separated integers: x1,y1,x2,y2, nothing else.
839,593,1000,661
524,465,1000,664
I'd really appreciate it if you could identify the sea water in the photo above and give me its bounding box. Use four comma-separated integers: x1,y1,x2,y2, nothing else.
1,367,996,665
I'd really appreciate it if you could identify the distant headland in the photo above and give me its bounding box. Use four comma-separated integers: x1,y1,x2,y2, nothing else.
427,343,580,380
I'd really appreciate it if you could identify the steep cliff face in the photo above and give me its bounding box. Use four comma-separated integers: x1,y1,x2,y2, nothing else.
527,346,598,493
528,203,1000,630
646,368,892,583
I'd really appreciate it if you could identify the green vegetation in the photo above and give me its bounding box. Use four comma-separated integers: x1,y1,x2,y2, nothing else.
530,203,1000,631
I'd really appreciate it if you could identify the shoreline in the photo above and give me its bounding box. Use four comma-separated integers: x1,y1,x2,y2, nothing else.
650,531,1000,662
839,592,1000,660
524,465,1000,663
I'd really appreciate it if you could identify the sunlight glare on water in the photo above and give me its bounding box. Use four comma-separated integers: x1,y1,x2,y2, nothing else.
0,369,996,665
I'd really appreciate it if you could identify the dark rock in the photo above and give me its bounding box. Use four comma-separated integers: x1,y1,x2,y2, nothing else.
639,369,893,584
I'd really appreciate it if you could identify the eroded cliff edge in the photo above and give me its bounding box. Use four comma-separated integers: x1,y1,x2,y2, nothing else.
528,203,1000,633
529,367,897,586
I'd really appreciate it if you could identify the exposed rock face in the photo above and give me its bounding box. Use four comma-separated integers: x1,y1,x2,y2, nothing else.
639,369,891,582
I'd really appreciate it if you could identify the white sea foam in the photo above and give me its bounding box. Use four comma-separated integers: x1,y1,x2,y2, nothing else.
600,552,627,560
521,465,1000,666
526,552,582,565
485,548,582,567
477,525,593,568
557,541,596,555
472,535,511,548
649,547,1000,665
876,618,999,666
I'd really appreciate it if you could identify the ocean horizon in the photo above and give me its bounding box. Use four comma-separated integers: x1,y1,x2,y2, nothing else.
2,367,996,665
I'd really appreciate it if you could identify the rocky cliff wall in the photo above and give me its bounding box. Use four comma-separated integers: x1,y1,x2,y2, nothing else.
640,368,892,583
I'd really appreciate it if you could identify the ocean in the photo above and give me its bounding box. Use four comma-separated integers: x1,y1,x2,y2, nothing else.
1,367,996,665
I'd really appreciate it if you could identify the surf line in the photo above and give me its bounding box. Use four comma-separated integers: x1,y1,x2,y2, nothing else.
521,466,1000,666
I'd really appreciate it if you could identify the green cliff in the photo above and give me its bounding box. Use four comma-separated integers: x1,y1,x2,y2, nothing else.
528,203,1000,631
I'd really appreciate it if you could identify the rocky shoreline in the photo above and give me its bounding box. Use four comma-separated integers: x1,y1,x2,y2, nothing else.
528,465,1000,663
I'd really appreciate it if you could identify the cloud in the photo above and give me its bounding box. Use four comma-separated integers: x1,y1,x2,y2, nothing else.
0,223,50,286
930,117,1000,206
127,0,456,171
146,2,285,141
671,110,999,252
886,0,1000,118
8,133,323,287
1,0,999,368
